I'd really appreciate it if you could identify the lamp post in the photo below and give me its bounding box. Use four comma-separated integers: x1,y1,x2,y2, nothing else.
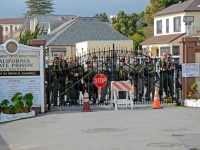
183,16,194,36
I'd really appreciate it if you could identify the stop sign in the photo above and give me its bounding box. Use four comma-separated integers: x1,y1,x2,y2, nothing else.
93,73,107,88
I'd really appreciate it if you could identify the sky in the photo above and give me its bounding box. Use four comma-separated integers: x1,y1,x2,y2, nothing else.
0,0,150,19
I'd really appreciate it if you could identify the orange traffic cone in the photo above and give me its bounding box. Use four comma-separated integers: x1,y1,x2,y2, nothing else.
82,90,92,112
152,87,163,109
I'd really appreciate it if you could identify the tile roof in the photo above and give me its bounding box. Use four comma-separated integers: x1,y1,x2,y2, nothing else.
153,0,200,17
140,33,185,45
49,20,67,31
0,18,27,24
38,17,131,46
29,14,76,22
37,35,54,42
39,22,49,31
29,14,77,31
48,19,76,35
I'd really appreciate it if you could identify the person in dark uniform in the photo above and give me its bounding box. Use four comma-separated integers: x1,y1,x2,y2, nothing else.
157,52,174,100
84,59,98,104
132,58,144,101
116,58,130,99
100,54,112,103
52,53,68,105
144,56,155,100
167,54,175,98
68,57,84,105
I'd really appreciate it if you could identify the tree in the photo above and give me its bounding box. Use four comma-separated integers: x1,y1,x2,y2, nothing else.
130,33,144,50
18,24,43,45
136,11,147,30
141,25,154,39
94,12,109,22
111,11,140,37
24,0,54,16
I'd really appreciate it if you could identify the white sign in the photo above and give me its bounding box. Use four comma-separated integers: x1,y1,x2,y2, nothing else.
0,51,40,72
182,63,199,77
0,39,44,112
0,78,41,106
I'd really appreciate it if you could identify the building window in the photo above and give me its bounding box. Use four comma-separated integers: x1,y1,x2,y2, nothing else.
166,19,169,33
156,20,162,34
174,17,181,32
172,46,179,55
160,47,170,56
15,27,17,31
5,27,8,31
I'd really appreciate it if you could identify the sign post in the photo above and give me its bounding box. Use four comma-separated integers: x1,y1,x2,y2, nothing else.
93,73,107,88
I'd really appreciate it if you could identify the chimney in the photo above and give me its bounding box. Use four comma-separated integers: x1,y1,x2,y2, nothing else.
60,16,64,20
10,25,13,37
0,25,3,44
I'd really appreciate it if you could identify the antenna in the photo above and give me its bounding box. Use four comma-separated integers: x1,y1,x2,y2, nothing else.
77,2,79,16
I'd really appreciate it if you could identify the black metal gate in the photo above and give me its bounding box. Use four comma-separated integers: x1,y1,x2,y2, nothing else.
45,45,182,110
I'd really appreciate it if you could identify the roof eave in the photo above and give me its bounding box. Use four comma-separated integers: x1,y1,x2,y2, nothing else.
153,10,200,18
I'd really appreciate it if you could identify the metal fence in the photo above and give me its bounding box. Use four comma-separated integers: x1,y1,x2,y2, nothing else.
45,48,182,110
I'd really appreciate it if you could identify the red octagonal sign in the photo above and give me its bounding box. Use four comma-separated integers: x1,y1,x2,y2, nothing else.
93,73,107,88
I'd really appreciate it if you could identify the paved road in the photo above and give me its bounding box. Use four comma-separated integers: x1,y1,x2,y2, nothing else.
0,105,200,150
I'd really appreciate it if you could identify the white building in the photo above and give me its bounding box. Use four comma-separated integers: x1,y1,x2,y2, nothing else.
141,0,200,62
0,18,27,43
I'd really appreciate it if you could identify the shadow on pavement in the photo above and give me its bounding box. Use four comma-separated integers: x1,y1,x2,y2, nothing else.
0,134,11,150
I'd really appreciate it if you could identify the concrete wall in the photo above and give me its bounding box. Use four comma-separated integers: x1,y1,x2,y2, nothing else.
76,40,133,56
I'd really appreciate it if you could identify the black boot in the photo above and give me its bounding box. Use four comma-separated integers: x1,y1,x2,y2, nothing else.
139,94,143,102
92,97,96,105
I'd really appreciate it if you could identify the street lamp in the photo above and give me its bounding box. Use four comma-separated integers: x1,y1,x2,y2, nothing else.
183,16,194,36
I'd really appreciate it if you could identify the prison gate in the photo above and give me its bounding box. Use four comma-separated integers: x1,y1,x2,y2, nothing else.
45,47,182,110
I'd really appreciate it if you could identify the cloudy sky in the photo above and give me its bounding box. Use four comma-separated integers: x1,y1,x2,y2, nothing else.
0,0,150,18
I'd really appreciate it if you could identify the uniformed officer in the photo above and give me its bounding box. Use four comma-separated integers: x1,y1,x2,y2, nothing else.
84,59,98,104
144,56,155,100
68,57,84,105
52,53,68,105
116,58,125,80
167,54,175,97
100,54,112,103
157,52,174,99
132,58,144,101
116,58,130,99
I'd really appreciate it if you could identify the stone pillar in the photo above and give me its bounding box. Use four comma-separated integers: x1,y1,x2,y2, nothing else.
0,25,3,44
27,39,47,113
178,37,198,101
